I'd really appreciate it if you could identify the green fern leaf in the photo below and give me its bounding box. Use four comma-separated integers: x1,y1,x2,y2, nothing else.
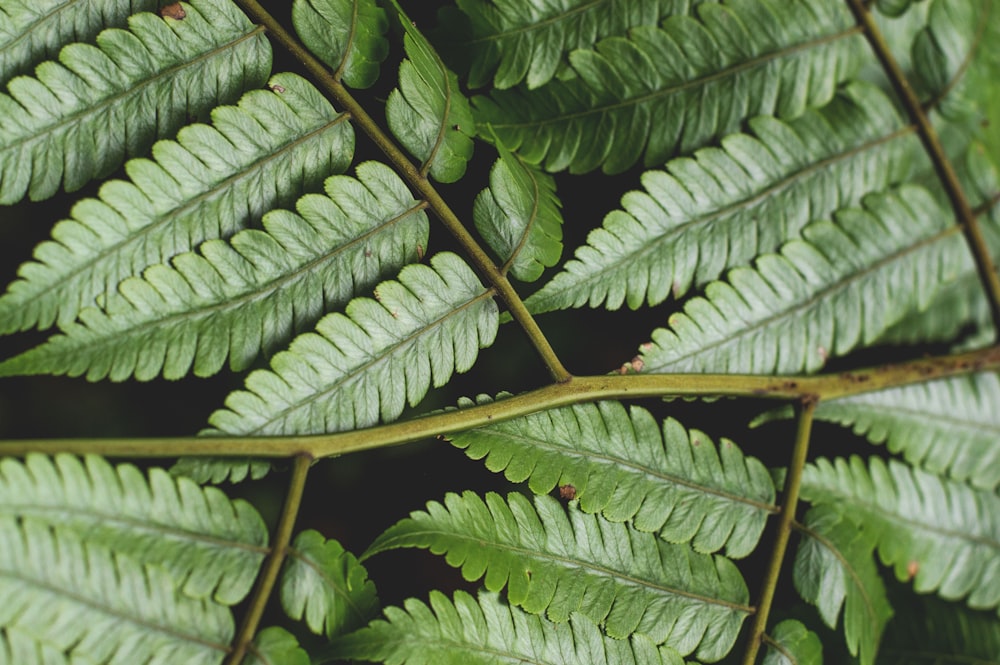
386,0,474,183
329,590,684,665
0,454,268,604
878,591,1000,664
171,457,273,484
523,83,923,313
474,144,563,282
282,530,379,638
473,0,866,174
807,373,1000,490
245,627,310,665
639,186,968,375
0,0,157,84
0,72,354,336
366,491,750,661
914,0,998,131
292,0,388,88
439,0,688,90
876,0,918,17
762,619,823,665
0,513,235,664
793,505,893,665
0,0,272,203
208,252,498,435
0,161,427,381
448,399,775,558
802,456,1000,613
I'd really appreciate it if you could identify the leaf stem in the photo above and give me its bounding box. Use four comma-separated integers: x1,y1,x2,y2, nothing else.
740,398,817,665
846,0,1000,333
231,0,570,383
225,454,312,665
3,345,999,459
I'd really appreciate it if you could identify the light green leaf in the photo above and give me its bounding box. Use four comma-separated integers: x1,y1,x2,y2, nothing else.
0,453,268,604
0,0,272,203
282,530,379,638
802,456,1000,613
878,591,1000,664
448,399,776,558
0,522,234,664
763,619,823,665
639,186,968,375
473,0,866,174
292,0,388,88
328,590,684,665
208,252,499,436
0,72,355,335
807,373,1000,490
523,82,923,313
793,505,893,665
170,457,273,485
386,0,474,183
0,161,427,381
440,0,691,90
474,144,563,282
0,0,157,84
245,627,310,665
366,491,750,661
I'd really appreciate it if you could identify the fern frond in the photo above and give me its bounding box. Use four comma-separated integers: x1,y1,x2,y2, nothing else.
802,456,1000,612
0,0,157,84
0,453,268,604
473,0,866,174
793,505,892,665
523,83,922,313
0,72,355,336
246,627,310,665
762,619,822,665
208,252,499,436
0,161,427,381
914,0,998,130
448,399,775,558
807,373,1000,490
474,144,563,282
366,491,750,661
281,530,379,638
0,516,234,664
386,0,473,183
0,0,272,203
329,590,684,665
439,0,687,90
878,590,1000,664
292,0,388,88
639,186,968,375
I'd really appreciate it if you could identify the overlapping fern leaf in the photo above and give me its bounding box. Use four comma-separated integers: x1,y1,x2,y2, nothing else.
524,82,923,312
448,398,776,558
366,491,750,661
293,0,389,88
329,590,685,665
0,0,273,203
0,161,427,381
0,71,354,335
0,454,269,664
436,0,688,90
473,0,867,174
638,186,973,374
761,620,823,665
0,0,158,84
246,627,310,665
208,252,499,435
802,456,1000,612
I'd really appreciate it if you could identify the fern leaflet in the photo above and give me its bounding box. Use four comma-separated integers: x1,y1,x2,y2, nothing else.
292,0,389,89
762,620,823,665
0,0,272,203
246,627,310,665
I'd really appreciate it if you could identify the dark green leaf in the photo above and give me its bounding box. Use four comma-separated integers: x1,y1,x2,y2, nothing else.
292,0,389,88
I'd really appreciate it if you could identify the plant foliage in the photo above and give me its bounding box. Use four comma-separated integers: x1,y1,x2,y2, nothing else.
1,0,999,663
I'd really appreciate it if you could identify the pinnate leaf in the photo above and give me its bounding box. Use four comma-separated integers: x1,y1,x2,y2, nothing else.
0,0,272,203
208,252,498,435
245,627,310,665
292,0,389,88
762,620,823,665
448,399,775,558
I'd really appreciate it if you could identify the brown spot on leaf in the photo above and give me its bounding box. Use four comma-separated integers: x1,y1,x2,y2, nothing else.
269,83,286,94
558,484,577,500
416,244,425,261
907,560,919,580
160,3,186,19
